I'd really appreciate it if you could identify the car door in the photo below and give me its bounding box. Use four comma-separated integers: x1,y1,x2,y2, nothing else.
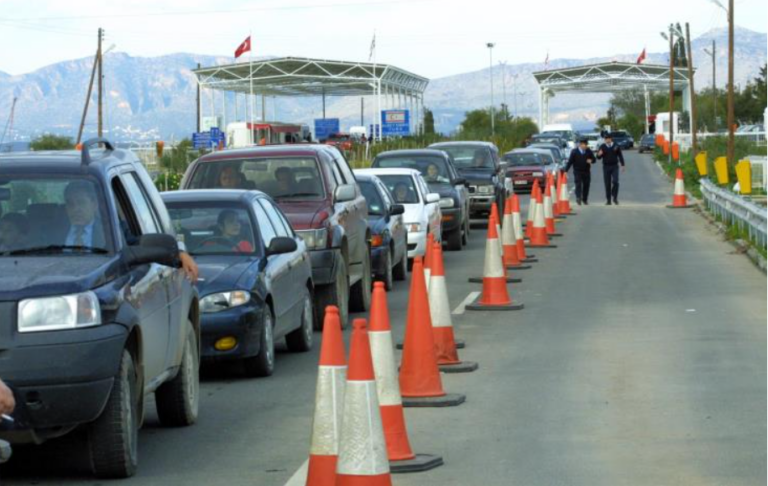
255,199,297,337
332,153,367,272
266,198,307,326
111,172,171,385
379,179,406,264
416,174,440,241
447,157,469,227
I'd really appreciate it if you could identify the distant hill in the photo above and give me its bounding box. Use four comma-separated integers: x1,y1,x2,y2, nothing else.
0,27,764,141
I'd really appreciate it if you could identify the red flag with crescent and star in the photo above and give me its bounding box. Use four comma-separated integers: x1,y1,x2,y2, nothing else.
235,36,251,59
636,48,647,64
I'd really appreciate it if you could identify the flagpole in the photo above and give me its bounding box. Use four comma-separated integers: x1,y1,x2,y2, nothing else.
249,31,254,145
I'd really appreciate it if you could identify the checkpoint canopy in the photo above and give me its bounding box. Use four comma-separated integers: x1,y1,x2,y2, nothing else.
532,61,695,134
193,57,429,142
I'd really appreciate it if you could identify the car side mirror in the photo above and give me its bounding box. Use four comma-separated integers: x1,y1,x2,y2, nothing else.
426,193,440,204
266,236,298,256
125,233,179,267
390,204,405,216
334,184,356,203
451,177,466,186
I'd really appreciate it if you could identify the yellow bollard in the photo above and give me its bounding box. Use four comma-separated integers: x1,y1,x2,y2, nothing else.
735,160,752,194
714,156,729,184
694,151,708,176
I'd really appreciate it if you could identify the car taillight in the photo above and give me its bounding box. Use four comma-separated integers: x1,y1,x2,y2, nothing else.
371,235,384,247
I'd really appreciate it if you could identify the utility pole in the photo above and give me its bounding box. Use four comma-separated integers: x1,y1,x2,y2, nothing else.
487,43,495,136
97,28,103,137
1,97,17,146
685,23,698,159
500,61,507,121
703,40,717,131
195,63,201,133
726,0,735,166
360,97,364,126
667,25,675,166
76,45,101,145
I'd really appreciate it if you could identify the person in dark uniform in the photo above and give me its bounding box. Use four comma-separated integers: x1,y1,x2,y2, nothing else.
596,133,626,205
564,138,595,205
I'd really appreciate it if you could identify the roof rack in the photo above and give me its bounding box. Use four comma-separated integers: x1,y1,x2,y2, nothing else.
81,138,115,165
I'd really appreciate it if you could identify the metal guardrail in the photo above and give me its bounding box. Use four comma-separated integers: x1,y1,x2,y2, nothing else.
676,132,767,151
700,178,767,249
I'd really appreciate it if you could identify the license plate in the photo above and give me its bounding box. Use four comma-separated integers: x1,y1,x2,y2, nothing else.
514,180,528,185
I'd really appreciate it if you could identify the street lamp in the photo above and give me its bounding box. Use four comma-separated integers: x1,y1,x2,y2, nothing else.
487,42,495,136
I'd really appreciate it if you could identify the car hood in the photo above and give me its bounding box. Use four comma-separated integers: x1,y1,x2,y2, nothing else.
276,201,329,230
427,182,455,198
457,167,495,184
195,256,259,295
0,255,121,301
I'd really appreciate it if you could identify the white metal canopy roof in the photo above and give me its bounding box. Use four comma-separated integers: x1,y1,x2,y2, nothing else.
193,56,429,97
533,61,694,94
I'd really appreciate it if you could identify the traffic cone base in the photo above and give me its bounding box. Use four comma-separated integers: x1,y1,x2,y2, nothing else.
465,295,524,311
390,454,444,474
402,393,466,408
469,275,521,284
439,361,480,373
666,203,694,209
505,263,532,270
397,339,465,350
527,242,557,248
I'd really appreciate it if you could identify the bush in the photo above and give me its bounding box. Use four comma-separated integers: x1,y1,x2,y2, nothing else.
154,172,183,192
30,134,74,151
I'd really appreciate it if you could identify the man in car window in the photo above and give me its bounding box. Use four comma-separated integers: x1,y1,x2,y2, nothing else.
219,166,241,189
0,213,30,252
274,167,297,196
424,163,449,183
472,150,488,168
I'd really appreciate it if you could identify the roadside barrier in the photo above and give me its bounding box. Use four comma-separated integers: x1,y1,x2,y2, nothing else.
306,306,346,486
502,196,531,270
528,187,557,248
336,318,392,486
512,194,537,263
667,168,694,209
544,175,562,237
399,257,466,407
466,216,525,311
430,243,478,373
369,283,443,473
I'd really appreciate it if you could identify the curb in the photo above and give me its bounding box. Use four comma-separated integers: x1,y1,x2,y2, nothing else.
693,204,767,274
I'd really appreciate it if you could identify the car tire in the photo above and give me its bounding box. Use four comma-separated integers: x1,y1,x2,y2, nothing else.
88,350,139,479
378,247,394,291
286,290,313,352
155,324,199,427
243,306,275,377
349,248,372,312
393,239,407,281
315,256,349,329
446,228,462,251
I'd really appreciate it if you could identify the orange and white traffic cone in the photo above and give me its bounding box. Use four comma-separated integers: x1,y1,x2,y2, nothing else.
490,202,503,259
560,172,574,215
469,222,521,284
550,173,563,218
544,175,562,237
502,196,531,270
306,306,346,486
423,232,435,293
336,318,392,486
369,283,443,473
524,180,540,239
429,245,478,373
512,194,537,263
466,216,525,311
528,187,557,248
399,257,466,407
667,168,694,209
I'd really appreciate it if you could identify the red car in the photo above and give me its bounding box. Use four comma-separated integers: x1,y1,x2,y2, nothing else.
503,149,558,193
324,133,354,151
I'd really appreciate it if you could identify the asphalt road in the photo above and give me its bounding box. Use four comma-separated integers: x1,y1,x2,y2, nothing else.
2,151,766,485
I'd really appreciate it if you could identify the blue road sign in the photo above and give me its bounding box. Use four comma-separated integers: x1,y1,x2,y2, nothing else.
381,110,410,137
314,118,340,141
192,130,226,150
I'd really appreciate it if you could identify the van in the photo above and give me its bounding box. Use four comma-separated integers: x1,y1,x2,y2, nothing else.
541,123,576,149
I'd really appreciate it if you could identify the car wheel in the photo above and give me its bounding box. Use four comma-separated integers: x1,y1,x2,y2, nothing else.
286,290,313,352
243,306,275,377
393,244,407,281
446,228,462,251
88,350,139,479
155,323,199,427
349,247,372,312
378,247,394,291
315,257,349,329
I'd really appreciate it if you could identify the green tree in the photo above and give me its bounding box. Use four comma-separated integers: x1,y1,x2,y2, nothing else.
159,139,194,175
30,134,75,151
456,107,538,153
423,107,436,135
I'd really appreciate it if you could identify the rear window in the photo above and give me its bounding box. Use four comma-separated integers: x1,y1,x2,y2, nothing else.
503,153,545,166
358,181,385,216
188,157,325,200
373,155,451,184
433,147,493,170
166,202,257,256
376,175,419,204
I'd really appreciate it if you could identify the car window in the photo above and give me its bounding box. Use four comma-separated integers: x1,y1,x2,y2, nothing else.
121,172,160,234
373,155,451,184
166,202,256,255
504,153,545,166
377,174,419,204
359,181,385,216
262,199,294,237
433,146,493,170
252,201,277,248
415,176,430,199
259,200,290,237
378,181,394,208
333,155,356,185
0,175,114,254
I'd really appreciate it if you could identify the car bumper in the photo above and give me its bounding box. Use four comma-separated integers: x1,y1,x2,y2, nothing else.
406,230,428,258
200,301,264,361
370,245,389,278
440,207,462,233
308,247,341,286
0,324,128,441
469,194,496,212
510,176,546,193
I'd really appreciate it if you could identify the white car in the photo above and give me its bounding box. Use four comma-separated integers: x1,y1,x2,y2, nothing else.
356,168,442,259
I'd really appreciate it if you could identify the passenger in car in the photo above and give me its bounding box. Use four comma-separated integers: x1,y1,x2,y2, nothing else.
218,166,241,189
393,182,410,203
0,213,30,252
274,167,297,196
217,210,253,253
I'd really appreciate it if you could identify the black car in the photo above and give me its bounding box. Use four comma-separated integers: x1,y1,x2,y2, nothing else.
427,142,505,220
353,172,408,290
0,139,200,478
162,190,313,377
637,133,655,153
609,131,635,150
371,149,469,250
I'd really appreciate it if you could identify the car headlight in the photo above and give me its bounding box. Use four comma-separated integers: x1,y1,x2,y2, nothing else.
18,291,101,333
407,223,422,233
295,228,328,250
200,291,251,313
477,185,493,194
439,197,455,209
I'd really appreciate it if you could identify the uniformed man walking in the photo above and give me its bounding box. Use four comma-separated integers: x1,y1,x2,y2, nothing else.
596,133,626,205
564,138,595,205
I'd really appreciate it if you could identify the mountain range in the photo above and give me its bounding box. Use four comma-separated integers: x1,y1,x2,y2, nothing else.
0,26,764,142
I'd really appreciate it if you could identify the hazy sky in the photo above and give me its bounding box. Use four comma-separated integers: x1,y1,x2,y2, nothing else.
0,0,765,78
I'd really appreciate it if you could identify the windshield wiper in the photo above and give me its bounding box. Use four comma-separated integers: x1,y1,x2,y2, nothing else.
9,245,109,255
274,192,319,199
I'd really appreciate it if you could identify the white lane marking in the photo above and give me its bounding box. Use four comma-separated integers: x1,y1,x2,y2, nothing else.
453,291,480,315
283,459,308,486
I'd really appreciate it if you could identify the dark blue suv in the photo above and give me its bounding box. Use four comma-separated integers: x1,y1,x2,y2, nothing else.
0,139,200,478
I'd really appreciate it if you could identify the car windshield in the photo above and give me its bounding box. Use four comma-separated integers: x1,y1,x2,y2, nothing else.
0,175,113,256
532,136,563,146
610,131,628,138
583,134,599,141
374,155,451,183
504,153,545,166
376,175,419,204
542,130,574,140
434,146,493,170
358,181,385,216
641,134,655,141
166,202,257,256
187,157,325,200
